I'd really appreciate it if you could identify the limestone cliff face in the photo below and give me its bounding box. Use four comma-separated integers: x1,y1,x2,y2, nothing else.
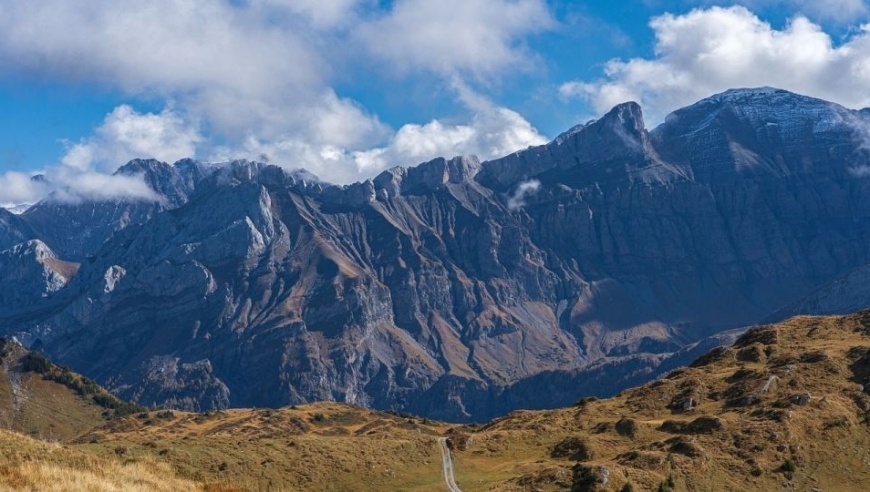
5,88,870,421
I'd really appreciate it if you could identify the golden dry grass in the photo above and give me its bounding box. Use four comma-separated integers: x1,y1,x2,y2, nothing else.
9,311,870,491
0,428,200,491
444,310,870,491
75,403,453,491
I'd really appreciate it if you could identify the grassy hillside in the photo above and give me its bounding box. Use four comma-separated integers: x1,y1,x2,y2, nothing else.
0,338,142,441
442,310,870,491
0,338,455,491
0,427,199,491
7,310,870,490
75,403,453,491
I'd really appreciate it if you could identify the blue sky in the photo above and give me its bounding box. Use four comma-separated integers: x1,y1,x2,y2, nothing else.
1,0,870,204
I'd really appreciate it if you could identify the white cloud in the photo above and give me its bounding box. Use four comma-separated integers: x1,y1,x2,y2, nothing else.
0,0,556,187
0,105,188,205
48,170,160,203
347,80,546,177
61,105,202,172
355,0,554,77
253,0,365,28
0,0,326,140
352,103,547,178
0,167,158,206
221,101,547,184
849,165,870,176
0,172,49,206
507,179,541,210
561,6,870,123
0,1,322,98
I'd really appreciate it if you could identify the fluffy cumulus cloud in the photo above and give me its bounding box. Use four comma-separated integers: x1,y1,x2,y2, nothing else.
0,167,158,207
0,0,552,201
0,105,197,206
354,104,547,176
224,102,546,184
350,77,549,174
0,0,325,137
561,6,870,123
61,106,202,172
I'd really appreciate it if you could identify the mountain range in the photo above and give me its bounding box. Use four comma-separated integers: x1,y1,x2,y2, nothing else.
2,87,870,422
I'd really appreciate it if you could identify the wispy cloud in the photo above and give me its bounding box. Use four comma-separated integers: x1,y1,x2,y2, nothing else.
48,170,160,203
0,172,49,206
0,105,191,205
507,179,542,211
0,168,158,206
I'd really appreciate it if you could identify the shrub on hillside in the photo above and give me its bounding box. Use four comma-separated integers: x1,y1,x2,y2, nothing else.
551,437,594,461
21,352,52,374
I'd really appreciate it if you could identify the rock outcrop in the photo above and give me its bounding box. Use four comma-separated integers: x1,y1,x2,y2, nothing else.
0,240,78,315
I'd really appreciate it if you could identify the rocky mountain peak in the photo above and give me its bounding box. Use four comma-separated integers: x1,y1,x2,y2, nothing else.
600,101,646,136
701,86,801,104
19,158,216,260
115,158,170,176
198,160,321,200
655,87,861,138
563,100,650,160
5,239,53,259
478,98,677,190
374,155,482,196
650,87,869,183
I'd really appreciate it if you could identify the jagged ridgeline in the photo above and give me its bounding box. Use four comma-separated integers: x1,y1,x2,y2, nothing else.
2,88,870,421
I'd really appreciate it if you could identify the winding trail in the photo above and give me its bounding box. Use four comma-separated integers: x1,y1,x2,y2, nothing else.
438,438,462,492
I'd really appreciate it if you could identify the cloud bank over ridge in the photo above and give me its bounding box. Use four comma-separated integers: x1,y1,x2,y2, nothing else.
0,0,552,204
561,6,870,123
3,3,870,205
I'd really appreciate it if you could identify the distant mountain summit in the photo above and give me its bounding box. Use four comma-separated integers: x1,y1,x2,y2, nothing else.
3,88,870,421
20,158,215,260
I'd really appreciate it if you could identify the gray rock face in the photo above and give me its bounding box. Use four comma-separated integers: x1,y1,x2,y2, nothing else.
0,240,78,315
767,262,870,319
4,88,870,421
0,208,39,251
107,356,230,411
